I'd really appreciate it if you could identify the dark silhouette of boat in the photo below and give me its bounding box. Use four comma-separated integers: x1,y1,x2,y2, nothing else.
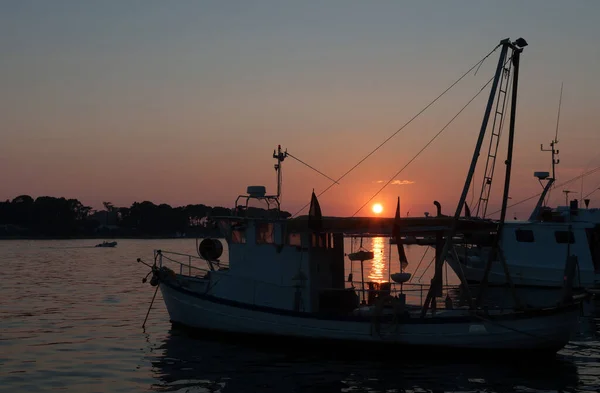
95,241,117,248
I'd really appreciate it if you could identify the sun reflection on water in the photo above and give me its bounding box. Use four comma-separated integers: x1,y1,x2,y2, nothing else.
368,237,386,283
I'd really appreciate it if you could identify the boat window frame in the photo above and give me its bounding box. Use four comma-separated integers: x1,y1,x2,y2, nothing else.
255,222,275,244
230,221,247,244
514,229,535,243
554,230,575,244
287,232,302,246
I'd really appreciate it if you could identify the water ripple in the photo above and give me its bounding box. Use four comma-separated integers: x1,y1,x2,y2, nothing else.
0,239,599,393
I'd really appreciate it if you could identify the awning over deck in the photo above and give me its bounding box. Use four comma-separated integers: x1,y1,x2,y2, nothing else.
286,215,498,236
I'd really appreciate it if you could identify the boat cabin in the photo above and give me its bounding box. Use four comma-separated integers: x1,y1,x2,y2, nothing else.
450,218,600,287
208,186,351,314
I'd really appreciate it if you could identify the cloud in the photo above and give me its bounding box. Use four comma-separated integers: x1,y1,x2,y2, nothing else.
373,179,415,185
391,180,415,185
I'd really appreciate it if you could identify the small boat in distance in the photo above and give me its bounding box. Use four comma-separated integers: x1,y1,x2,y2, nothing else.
95,241,117,248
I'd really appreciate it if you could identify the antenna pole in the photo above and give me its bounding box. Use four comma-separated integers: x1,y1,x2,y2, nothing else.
540,140,559,182
563,190,572,206
555,82,563,142
540,83,563,183
273,145,287,201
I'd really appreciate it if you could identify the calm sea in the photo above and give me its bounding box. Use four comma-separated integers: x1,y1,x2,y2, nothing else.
1,238,599,392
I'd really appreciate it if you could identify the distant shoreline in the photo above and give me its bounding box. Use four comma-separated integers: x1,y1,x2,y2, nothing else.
0,235,213,240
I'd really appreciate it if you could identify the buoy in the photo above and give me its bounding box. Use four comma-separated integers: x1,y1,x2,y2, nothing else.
391,272,412,284
347,250,374,261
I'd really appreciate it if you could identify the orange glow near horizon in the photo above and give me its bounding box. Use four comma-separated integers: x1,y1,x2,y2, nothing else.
2,3,600,216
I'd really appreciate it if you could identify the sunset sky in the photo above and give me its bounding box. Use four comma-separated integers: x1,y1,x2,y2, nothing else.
2,1,600,218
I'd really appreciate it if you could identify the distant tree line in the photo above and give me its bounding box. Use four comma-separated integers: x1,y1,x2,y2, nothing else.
0,195,291,238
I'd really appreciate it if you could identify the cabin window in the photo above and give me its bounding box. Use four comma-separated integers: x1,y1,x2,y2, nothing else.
231,229,246,244
256,223,274,244
555,231,575,244
311,233,328,248
288,233,302,246
231,223,246,244
515,229,534,242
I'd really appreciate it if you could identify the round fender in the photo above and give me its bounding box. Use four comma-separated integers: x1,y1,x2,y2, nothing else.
199,238,223,260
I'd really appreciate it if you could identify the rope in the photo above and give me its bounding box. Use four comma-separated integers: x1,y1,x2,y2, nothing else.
142,284,159,329
291,44,502,217
416,256,436,283
286,152,340,185
408,246,429,283
487,164,600,216
352,67,501,217
583,180,600,199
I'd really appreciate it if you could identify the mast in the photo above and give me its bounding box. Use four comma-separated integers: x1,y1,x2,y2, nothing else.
497,46,521,227
420,37,528,317
476,39,527,306
541,82,562,182
530,84,563,220
530,139,559,220
475,52,513,219
273,145,287,202
540,138,559,183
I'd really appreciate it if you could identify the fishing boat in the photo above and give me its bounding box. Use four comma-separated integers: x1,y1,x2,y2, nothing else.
445,117,600,289
96,241,117,248
139,38,586,356
445,211,600,289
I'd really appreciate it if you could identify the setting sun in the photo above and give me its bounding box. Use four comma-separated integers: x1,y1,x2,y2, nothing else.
372,203,383,214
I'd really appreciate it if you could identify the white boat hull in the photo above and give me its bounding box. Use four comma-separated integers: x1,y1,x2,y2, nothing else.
158,275,580,354
446,248,598,288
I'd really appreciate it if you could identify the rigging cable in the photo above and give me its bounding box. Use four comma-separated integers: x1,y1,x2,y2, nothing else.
546,82,564,204
583,180,600,199
578,154,599,201
291,44,503,217
351,63,504,217
416,256,436,283
408,246,429,283
487,164,600,216
285,152,340,185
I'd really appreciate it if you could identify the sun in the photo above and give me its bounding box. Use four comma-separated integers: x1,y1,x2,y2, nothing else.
372,203,383,214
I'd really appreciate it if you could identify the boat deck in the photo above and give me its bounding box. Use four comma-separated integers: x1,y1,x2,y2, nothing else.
286,215,498,236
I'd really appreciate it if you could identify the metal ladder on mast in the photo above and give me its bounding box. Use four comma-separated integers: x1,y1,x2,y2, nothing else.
475,64,513,218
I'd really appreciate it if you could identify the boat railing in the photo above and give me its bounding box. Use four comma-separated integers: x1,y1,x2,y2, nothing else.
346,281,458,308
153,249,229,276
152,250,456,308
196,271,439,308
